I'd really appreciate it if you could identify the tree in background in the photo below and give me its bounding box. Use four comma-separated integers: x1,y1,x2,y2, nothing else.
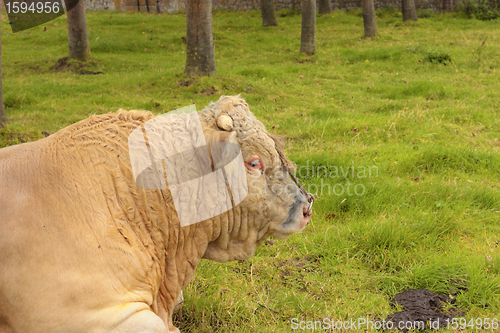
67,0,91,61
442,0,454,11
402,0,419,21
318,0,333,14
184,0,217,76
156,0,165,13
0,23,8,128
300,0,316,55
261,0,278,26
362,0,378,37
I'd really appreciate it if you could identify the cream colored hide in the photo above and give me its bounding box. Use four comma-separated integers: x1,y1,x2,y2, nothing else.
0,96,313,333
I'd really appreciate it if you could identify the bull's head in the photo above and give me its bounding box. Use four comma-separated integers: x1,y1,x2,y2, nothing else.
199,96,314,262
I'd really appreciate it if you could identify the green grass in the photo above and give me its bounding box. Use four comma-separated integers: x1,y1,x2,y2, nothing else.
1,8,500,332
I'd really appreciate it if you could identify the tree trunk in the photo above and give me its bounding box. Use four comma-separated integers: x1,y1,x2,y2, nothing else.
0,22,8,128
442,0,454,11
300,0,316,56
157,0,164,13
261,0,278,27
318,0,333,14
402,0,419,22
362,0,378,37
184,0,217,76
67,0,91,61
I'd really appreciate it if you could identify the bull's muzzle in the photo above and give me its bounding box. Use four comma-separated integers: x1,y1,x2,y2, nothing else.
288,169,315,215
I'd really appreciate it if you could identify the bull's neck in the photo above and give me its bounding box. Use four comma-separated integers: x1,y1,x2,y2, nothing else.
52,112,177,286
49,112,231,318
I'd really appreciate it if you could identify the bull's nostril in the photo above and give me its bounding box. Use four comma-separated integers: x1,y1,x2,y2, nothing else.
302,205,312,217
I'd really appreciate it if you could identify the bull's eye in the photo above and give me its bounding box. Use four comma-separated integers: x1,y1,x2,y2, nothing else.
245,156,264,172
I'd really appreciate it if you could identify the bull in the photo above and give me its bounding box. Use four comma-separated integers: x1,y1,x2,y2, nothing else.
0,96,313,333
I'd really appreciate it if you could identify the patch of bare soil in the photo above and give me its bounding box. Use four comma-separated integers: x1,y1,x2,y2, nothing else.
385,289,465,331
53,57,103,75
177,78,196,87
54,57,78,71
79,70,103,75
199,86,218,96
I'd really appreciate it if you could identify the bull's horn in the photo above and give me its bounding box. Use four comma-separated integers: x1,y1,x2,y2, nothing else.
217,113,233,131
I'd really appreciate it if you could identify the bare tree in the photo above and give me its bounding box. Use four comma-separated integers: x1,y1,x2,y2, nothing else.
67,0,91,61
362,0,378,37
184,0,216,76
318,0,333,14
300,0,316,55
261,0,278,26
156,0,165,13
0,23,8,128
402,0,419,22
442,0,454,11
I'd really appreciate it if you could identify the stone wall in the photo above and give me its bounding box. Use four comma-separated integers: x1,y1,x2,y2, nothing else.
209,0,447,11
84,0,453,12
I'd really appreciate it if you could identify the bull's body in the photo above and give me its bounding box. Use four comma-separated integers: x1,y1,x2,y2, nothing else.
1,112,179,332
0,97,312,333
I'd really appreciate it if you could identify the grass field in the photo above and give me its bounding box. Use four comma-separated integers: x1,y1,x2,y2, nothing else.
1,7,499,332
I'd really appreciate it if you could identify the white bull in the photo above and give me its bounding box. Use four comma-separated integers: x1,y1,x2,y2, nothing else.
0,96,313,333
